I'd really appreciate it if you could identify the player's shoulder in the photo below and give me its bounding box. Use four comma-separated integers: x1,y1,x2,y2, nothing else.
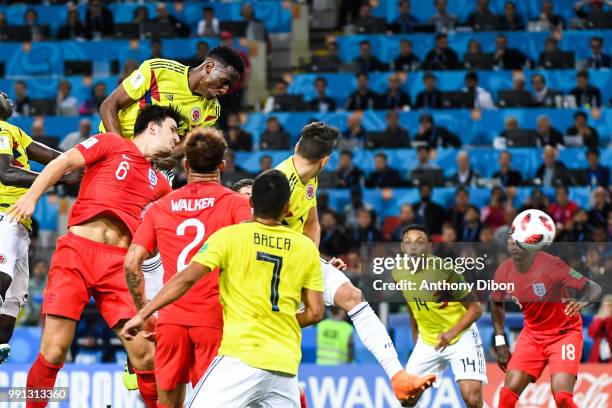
147,58,187,73
275,156,294,176
535,251,566,267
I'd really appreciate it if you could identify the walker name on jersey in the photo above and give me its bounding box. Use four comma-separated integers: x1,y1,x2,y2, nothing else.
171,198,215,212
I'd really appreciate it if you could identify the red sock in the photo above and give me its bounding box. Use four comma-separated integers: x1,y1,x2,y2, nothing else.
499,386,519,408
554,391,577,408
300,388,308,408
26,353,63,408
133,368,158,408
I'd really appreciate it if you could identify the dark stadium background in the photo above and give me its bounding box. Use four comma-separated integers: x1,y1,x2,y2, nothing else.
0,0,610,406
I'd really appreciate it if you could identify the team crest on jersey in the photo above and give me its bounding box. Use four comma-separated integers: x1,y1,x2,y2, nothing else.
191,107,201,122
148,168,158,186
306,184,315,200
165,94,174,101
532,283,546,297
0,136,8,149
0,254,6,264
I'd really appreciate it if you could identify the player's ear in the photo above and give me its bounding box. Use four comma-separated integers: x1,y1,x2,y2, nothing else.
293,141,299,154
320,156,330,168
282,202,290,216
249,197,254,209
182,157,189,172
218,160,226,173
205,60,215,74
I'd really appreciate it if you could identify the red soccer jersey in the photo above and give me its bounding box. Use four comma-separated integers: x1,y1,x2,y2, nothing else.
492,251,588,332
69,134,171,235
132,182,252,328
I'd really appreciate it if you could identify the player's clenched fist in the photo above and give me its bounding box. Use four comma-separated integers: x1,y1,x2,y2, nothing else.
495,344,511,372
121,314,146,340
6,192,36,224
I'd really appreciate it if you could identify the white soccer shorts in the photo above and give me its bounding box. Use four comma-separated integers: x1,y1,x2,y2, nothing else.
142,252,164,301
321,259,351,306
406,323,488,387
185,355,300,408
0,213,30,318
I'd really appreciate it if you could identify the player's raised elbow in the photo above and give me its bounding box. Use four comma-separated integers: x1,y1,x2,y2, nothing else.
469,301,483,320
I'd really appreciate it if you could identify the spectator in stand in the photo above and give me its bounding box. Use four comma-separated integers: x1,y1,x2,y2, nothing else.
510,70,527,93
349,209,382,249
60,119,92,152
532,0,564,29
337,0,361,27
481,186,507,230
530,74,561,108
415,73,443,109
394,40,421,72
336,150,363,188
570,71,602,108
423,33,460,70
78,82,107,115
560,207,591,242
566,111,600,148
310,41,342,72
184,40,210,67
587,36,611,69
57,9,87,40
118,59,138,84
0,12,6,41
13,80,31,116
365,152,400,188
412,182,447,234
354,40,388,73
457,205,482,242
150,39,164,59
85,0,114,39
352,2,385,34
492,151,523,187
467,0,500,31
263,79,289,113
309,77,336,113
132,6,149,39
259,116,290,150
430,0,458,32
449,150,480,187
587,296,612,363
413,114,461,148
498,1,525,30
549,185,579,227
538,37,567,69
500,116,519,139
574,0,612,22
413,145,439,170
24,8,45,42
441,222,458,244
149,2,190,37
344,188,373,229
536,115,564,148
588,186,611,228
22,260,48,326
390,204,416,242
55,80,79,116
320,211,350,256
225,112,253,151
449,187,471,231
346,73,379,111
382,74,411,110
463,71,495,110
535,145,571,187
241,3,269,44
463,39,484,69
197,6,220,37
494,34,530,70
379,110,410,148
339,114,365,151
585,148,610,188
259,155,273,172
30,117,46,140
220,150,250,188
388,0,419,34
493,206,517,246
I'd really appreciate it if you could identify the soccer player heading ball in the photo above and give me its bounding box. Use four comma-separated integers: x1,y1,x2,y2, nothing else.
491,209,602,408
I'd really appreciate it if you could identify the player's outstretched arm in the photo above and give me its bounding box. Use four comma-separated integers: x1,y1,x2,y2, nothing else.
563,280,602,317
100,83,137,136
297,288,324,328
6,148,85,223
124,244,152,310
435,293,482,351
121,261,211,340
303,206,321,247
491,300,511,372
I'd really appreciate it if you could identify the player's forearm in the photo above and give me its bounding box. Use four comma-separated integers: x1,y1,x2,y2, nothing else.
491,301,506,336
303,221,321,247
26,141,62,165
0,166,42,189
577,280,602,306
451,301,482,336
99,99,124,136
124,249,148,310
296,308,323,328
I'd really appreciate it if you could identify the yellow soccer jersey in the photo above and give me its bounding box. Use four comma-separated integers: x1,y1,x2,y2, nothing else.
192,222,323,376
99,58,220,138
392,256,470,346
276,156,318,233
0,120,32,229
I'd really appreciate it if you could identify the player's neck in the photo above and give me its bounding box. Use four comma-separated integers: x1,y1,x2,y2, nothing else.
188,172,220,184
188,67,204,96
253,216,282,226
512,254,536,272
131,137,155,160
292,155,319,183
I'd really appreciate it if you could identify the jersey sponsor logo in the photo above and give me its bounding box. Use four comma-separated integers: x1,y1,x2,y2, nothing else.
130,70,145,89
191,107,201,122
80,137,99,149
148,168,158,186
0,135,8,149
532,282,546,297
0,254,6,264
306,184,315,200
